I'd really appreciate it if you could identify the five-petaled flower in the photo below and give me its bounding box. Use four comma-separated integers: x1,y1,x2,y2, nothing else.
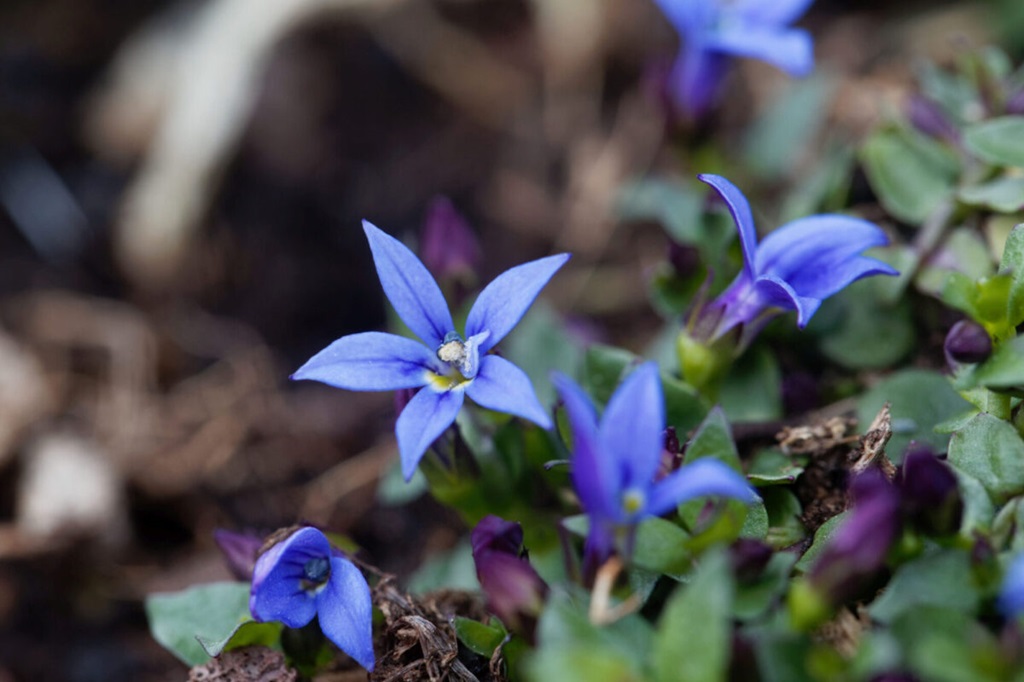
697,173,898,341
653,0,816,117
553,362,758,563
249,527,375,671
293,221,568,480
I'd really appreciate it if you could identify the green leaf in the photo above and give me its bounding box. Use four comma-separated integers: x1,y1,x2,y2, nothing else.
857,369,972,460
407,538,479,593
504,301,585,406
947,412,1024,502
632,516,693,577
719,346,782,422
869,550,979,623
733,552,798,621
146,582,276,666
794,512,848,573
964,116,1024,167
583,344,638,406
813,277,916,370
652,550,733,682
891,606,1004,682
969,334,1024,393
953,469,996,535
958,176,1024,212
682,407,741,470
762,488,807,548
860,127,959,224
1000,224,1024,325
748,448,805,486
454,617,506,657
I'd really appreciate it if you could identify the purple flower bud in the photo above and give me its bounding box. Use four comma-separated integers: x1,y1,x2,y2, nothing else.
907,95,960,142
944,320,992,366
808,468,901,605
897,443,963,536
668,242,701,279
1007,88,1024,116
213,528,264,581
658,426,683,478
420,196,482,285
471,515,548,641
729,538,773,583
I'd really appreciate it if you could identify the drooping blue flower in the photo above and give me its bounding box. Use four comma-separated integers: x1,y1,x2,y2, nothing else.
553,362,757,562
249,527,375,671
294,221,568,480
697,173,898,340
1000,552,1024,619
653,0,816,117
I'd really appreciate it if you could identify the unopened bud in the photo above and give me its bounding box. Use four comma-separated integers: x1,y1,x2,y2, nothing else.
944,320,992,365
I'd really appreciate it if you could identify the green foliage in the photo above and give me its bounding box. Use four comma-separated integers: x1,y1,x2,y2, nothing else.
948,412,1024,502
146,582,281,666
963,116,1024,167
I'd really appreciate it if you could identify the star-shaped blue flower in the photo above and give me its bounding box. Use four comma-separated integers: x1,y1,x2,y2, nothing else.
294,221,568,480
698,173,898,340
553,362,757,562
249,527,375,671
653,0,815,117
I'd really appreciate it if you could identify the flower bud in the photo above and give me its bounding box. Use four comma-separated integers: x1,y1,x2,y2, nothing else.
729,538,773,583
944,320,992,366
213,528,264,580
907,95,959,142
420,196,481,286
897,443,963,536
471,515,548,641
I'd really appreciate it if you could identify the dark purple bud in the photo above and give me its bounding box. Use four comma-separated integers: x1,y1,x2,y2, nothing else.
907,95,960,143
729,538,773,583
471,515,548,641
897,443,963,536
668,242,701,279
213,528,264,580
944,320,992,366
808,468,901,605
658,427,683,478
869,673,921,682
420,196,481,285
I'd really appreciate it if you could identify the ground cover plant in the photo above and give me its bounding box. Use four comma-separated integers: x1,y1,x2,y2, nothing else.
5,0,1024,680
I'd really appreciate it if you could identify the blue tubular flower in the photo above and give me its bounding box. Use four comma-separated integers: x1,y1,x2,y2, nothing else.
294,221,568,480
698,174,898,340
553,362,757,562
249,527,374,671
653,0,815,117
1000,553,1024,620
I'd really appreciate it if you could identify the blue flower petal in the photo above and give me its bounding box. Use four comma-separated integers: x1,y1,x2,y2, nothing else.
599,362,663,492
753,274,822,327
363,220,454,348
733,0,814,27
552,373,620,525
651,0,711,34
465,254,570,353
1000,553,1024,618
466,355,551,428
316,557,376,671
698,174,758,276
707,26,814,77
669,47,729,118
756,215,896,299
645,458,757,517
395,386,465,480
291,332,437,390
249,527,328,628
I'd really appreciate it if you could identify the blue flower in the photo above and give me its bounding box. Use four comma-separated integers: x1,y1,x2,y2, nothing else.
698,173,898,340
553,362,757,562
249,527,375,671
294,221,568,480
653,0,816,117
1000,553,1024,619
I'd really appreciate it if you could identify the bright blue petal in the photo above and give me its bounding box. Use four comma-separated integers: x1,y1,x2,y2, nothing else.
1000,553,1024,618
291,332,436,390
706,25,814,77
754,274,821,327
316,557,376,671
553,373,620,524
395,386,465,480
668,46,729,118
465,254,570,352
698,174,758,276
756,215,896,299
599,362,663,492
249,527,329,628
732,0,814,26
363,220,454,348
466,355,551,428
652,0,710,35
646,458,757,517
